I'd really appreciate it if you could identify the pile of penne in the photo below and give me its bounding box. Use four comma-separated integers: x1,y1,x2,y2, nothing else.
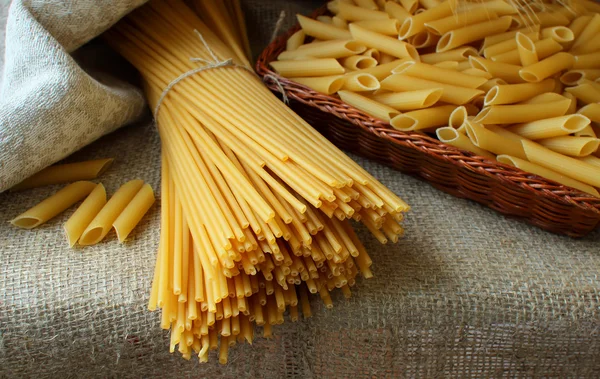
10,159,155,246
271,0,600,197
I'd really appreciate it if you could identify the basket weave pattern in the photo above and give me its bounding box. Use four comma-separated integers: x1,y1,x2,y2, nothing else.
256,6,600,237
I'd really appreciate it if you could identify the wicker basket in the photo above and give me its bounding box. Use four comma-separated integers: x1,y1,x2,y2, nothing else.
255,6,600,237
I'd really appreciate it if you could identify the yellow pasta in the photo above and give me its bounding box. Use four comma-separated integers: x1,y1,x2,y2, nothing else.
571,12,600,53
521,139,600,188
516,32,538,66
384,1,411,23
289,75,346,94
342,73,380,91
469,56,523,83
79,179,145,245
338,2,390,20
390,105,456,131
339,55,378,70
537,136,600,157
565,82,600,104
541,26,574,43
507,114,590,140
420,46,478,64
435,61,460,70
11,158,113,191
578,103,600,122
399,0,418,14
380,74,484,104
455,0,517,16
425,8,499,35
286,30,305,52
348,23,420,60
480,25,541,50
491,38,563,65
353,19,401,35
519,52,575,83
392,61,488,88
270,59,345,77
436,127,496,158
344,59,408,80
372,88,443,110
332,16,348,29
354,0,379,10
113,183,156,242
534,11,571,27
573,52,600,69
482,32,539,58
465,121,526,159
338,90,399,121
11,181,97,229
497,155,599,196
278,40,366,60
436,16,513,52
409,31,440,48
297,14,352,40
362,48,380,60
64,183,107,247
484,79,556,106
398,0,457,39
474,99,571,124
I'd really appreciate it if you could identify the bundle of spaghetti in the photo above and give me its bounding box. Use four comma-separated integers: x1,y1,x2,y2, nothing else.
103,0,409,364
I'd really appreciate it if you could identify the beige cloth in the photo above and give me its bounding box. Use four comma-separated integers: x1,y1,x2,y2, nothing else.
1,1,600,377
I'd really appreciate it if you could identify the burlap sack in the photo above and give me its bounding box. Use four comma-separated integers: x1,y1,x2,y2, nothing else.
1,1,600,378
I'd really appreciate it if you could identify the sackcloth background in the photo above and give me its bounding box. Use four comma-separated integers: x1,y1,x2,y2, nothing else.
1,0,600,377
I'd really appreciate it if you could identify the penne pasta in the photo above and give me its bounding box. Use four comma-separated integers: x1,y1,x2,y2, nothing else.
338,90,400,121
380,74,484,104
338,2,390,21
11,181,97,229
398,0,457,39
436,127,496,158
537,136,600,157
534,11,571,27
278,40,366,60
573,52,600,69
392,60,488,88
469,56,523,83
113,183,156,242
516,32,538,66
574,125,596,138
455,0,517,16
79,179,145,245
286,30,305,52
521,139,600,188
362,48,380,60
344,59,407,80
507,114,590,140
332,16,348,29
474,99,572,124
436,16,513,52
478,77,508,92
483,79,556,106
465,121,526,159
578,103,600,123
399,0,418,13
354,0,379,10
372,88,443,110
480,25,541,50
390,105,456,131
425,8,499,35
11,158,113,191
316,16,333,24
482,32,539,58
519,52,575,83
64,183,107,247
541,26,574,43
297,15,352,40
435,61,460,70
565,83,600,104
353,19,401,35
420,46,478,64
571,13,600,53
409,31,440,48
339,55,378,70
491,38,563,65
270,59,345,77
342,73,380,91
497,155,599,196
289,75,345,94
384,1,411,23
349,23,420,60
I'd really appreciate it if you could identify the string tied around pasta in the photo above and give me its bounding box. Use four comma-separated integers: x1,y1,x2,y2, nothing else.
262,11,290,105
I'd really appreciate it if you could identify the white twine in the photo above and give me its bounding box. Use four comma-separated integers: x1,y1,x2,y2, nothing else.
262,10,290,104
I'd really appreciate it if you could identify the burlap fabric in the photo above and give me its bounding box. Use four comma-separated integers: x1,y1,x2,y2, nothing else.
1,1,600,377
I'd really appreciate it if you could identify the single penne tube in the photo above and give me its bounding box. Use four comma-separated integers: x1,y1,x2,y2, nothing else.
420,0,441,10
64,183,107,247
448,105,467,128
537,136,600,157
565,83,600,104
507,114,590,140
332,16,348,29
353,19,401,35
520,92,569,104
11,158,113,191
575,125,596,138
479,77,508,91
562,69,600,85
516,32,538,66
327,1,341,14
270,58,345,77
579,155,600,167
497,155,599,196
425,8,499,36
379,52,396,64
338,2,390,21
571,13,600,52
563,91,578,114
362,48,380,60
392,60,488,88
398,0,457,39
399,0,418,14
349,23,420,60
297,15,352,40
480,25,541,50
409,31,440,49
341,73,380,91
474,99,572,124
277,40,366,60
534,11,571,28
372,88,443,110
113,183,156,242
344,59,408,80
78,179,145,245
289,75,345,94
483,32,539,58
455,0,517,16
519,52,575,83
389,105,456,131
420,46,478,64
491,38,563,65
384,1,411,23
436,16,512,53
316,15,333,24
469,56,523,83
354,0,379,10
286,30,305,51
567,14,592,41
11,181,97,229
521,139,600,188
339,55,378,70
574,52,600,69
436,127,496,158
338,90,400,121
435,61,460,70
465,120,527,159
461,68,492,79
541,26,574,43
456,60,472,71
380,74,484,104
578,103,600,122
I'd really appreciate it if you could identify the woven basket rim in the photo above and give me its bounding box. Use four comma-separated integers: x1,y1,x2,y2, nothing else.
255,5,600,217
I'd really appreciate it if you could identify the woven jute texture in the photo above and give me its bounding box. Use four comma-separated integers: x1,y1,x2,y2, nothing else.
1,1,600,378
